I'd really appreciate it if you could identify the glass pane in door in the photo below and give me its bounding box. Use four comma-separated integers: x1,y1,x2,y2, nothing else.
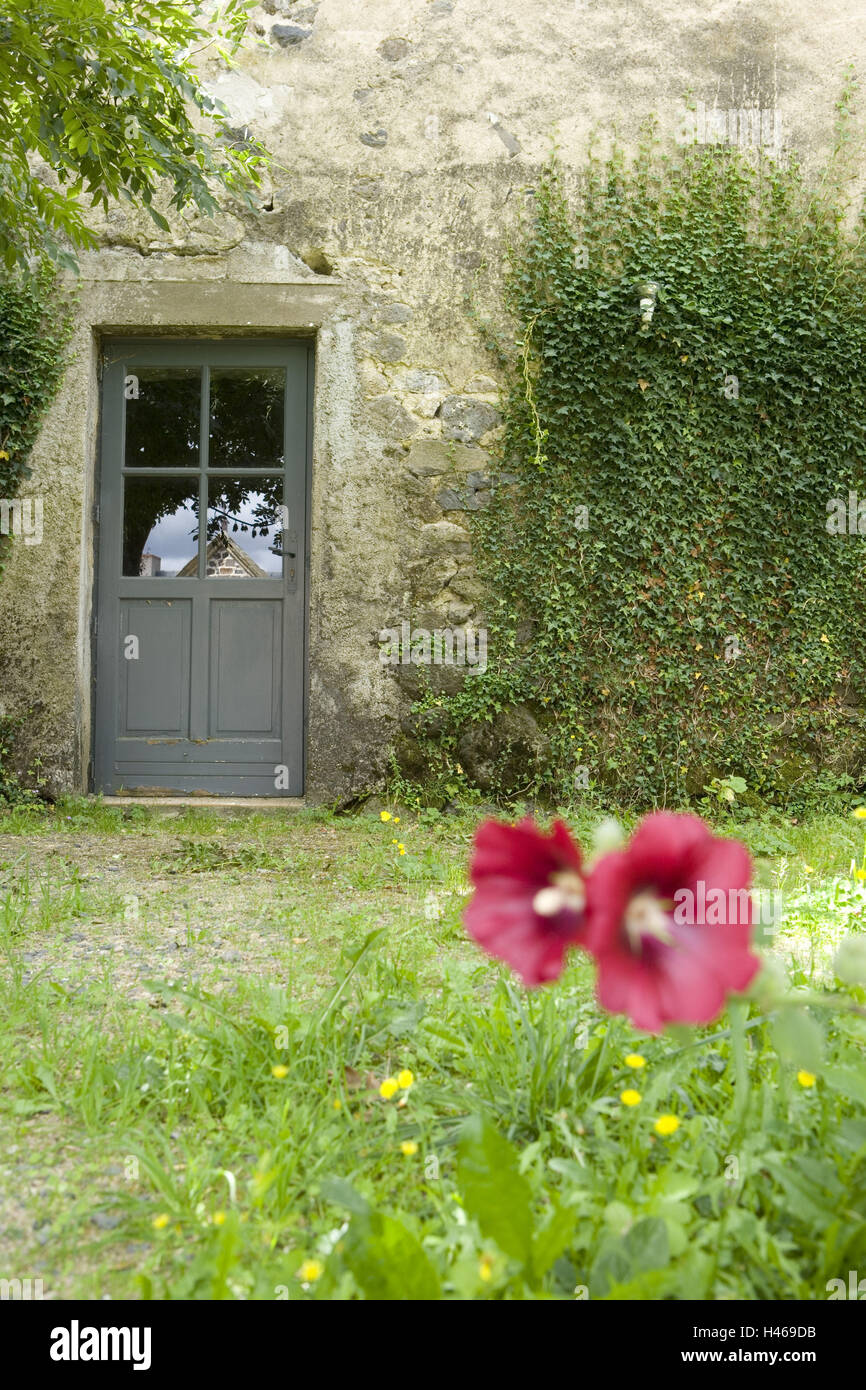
205,477,285,578
209,368,285,468
123,476,200,577
125,367,201,468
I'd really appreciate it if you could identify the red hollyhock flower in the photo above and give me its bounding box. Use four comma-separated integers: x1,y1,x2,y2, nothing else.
464,818,587,985
583,812,760,1033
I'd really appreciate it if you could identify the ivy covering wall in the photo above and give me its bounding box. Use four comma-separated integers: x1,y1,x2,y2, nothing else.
0,263,73,510
0,263,74,802
439,110,866,806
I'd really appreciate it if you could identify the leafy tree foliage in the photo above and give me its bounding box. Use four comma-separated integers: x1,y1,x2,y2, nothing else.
0,0,266,269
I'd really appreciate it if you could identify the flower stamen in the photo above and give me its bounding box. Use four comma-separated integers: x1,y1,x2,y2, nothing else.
532,869,585,917
624,890,676,953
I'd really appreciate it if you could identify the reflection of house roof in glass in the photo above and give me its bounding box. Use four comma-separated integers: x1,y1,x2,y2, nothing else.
177,533,269,579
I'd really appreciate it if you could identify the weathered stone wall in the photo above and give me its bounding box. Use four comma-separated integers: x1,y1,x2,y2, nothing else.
0,0,863,801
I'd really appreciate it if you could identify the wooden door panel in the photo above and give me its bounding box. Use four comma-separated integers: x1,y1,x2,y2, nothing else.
209,600,282,737
118,599,191,737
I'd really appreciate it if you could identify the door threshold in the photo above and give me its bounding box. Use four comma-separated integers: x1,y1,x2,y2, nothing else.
94,796,305,810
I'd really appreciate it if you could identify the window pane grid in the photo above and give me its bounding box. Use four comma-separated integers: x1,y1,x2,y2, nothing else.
120,363,288,581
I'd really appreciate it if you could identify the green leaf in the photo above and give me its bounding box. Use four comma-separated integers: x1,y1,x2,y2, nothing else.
32,1061,59,1101
342,1211,441,1300
589,1218,670,1298
624,1217,670,1275
771,1008,824,1071
457,1114,534,1265
833,935,866,986
531,1201,577,1277
762,1157,838,1224
589,1239,632,1299
822,1066,866,1109
320,1178,370,1217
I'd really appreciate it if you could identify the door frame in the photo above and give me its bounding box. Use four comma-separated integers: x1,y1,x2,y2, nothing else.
91,334,315,797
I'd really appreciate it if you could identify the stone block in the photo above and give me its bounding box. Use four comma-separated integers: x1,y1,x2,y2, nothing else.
438,395,501,443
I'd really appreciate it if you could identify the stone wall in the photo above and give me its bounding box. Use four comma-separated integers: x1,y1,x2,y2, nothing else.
0,0,863,801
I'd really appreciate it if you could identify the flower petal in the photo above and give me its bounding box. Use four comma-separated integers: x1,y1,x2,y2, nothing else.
584,813,760,1031
469,817,581,885
464,818,586,985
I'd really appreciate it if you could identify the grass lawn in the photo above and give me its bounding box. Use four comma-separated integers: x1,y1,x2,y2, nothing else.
1,797,865,1300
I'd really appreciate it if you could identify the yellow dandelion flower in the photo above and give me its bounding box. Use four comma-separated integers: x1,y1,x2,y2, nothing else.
398,844,406,855
398,1069,414,1089
212,1210,226,1226
400,1140,418,1156
380,810,392,822
394,817,400,824
152,1213,170,1230
620,1089,642,1107
272,1064,289,1079
332,1098,342,1110
654,1114,680,1136
797,1070,816,1088
853,807,866,820
856,870,866,881
298,1259,323,1283
379,1077,399,1099
624,1053,645,1069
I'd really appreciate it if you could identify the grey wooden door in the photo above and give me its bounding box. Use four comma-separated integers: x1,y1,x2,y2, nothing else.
94,339,311,796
